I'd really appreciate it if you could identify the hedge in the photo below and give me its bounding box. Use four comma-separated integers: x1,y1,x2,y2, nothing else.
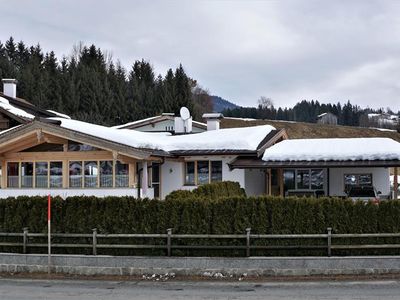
165,181,246,201
0,194,399,256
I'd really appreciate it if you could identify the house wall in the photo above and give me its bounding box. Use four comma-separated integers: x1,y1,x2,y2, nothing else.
160,156,245,199
134,120,205,133
329,167,390,197
244,169,266,196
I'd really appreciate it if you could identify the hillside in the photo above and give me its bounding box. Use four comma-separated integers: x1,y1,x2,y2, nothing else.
211,96,239,112
221,117,400,142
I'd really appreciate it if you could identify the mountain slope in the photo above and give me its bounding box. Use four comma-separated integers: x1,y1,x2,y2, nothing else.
211,95,239,112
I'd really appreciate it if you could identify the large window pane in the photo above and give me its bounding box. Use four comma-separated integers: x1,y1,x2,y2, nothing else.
311,169,324,190
284,170,296,191
296,170,310,189
344,174,372,193
100,161,113,187
69,161,82,188
50,162,63,188
115,161,129,187
197,161,209,185
7,162,19,188
152,163,160,198
21,162,33,188
211,161,222,182
84,161,98,188
185,162,195,185
35,162,48,188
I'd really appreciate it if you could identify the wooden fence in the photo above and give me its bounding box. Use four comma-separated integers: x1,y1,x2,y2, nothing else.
1,228,400,257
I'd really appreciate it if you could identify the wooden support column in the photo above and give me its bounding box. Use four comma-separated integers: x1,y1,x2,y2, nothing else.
394,167,398,200
62,159,69,188
279,168,284,197
1,160,6,189
142,161,148,198
267,169,272,196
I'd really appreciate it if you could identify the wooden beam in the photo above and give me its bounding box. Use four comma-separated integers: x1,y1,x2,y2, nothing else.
279,168,284,197
1,160,6,188
43,134,68,145
268,169,272,196
4,150,113,161
0,136,42,154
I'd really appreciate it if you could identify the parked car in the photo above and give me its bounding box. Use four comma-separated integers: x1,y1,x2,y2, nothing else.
346,186,381,203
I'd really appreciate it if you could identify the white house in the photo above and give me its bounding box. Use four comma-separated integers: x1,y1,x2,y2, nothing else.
0,78,399,200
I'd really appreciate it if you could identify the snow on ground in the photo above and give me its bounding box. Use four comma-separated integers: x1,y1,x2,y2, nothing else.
262,138,400,161
0,96,34,119
224,117,257,121
52,118,275,152
370,127,398,132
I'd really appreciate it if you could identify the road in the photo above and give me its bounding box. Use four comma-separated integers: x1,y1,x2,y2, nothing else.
1,278,400,299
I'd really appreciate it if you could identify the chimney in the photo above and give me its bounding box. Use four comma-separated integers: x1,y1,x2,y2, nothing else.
202,113,224,131
2,79,17,98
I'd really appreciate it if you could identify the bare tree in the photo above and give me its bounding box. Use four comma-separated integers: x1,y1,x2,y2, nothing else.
258,96,274,109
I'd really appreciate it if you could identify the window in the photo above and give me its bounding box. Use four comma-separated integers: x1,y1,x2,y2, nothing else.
284,169,324,191
69,161,82,188
311,169,324,190
185,161,223,185
344,174,372,192
211,161,222,182
296,169,310,189
35,162,48,188
100,161,113,187
68,141,99,151
152,163,160,198
21,162,34,188
185,162,195,185
7,162,19,188
115,161,129,187
50,162,63,188
84,161,98,188
283,170,295,191
197,161,210,185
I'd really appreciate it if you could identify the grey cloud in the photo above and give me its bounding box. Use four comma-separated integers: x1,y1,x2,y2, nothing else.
0,0,400,110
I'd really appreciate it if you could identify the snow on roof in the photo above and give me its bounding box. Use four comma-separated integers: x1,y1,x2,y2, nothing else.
52,118,275,152
112,116,160,129
46,110,71,119
0,96,34,119
112,114,207,129
262,138,400,162
224,117,257,121
202,113,224,119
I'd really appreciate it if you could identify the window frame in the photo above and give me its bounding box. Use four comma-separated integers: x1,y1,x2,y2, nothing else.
184,160,223,186
344,173,373,192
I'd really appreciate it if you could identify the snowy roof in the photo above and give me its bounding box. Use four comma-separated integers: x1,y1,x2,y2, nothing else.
0,96,35,119
112,114,207,130
46,110,71,119
53,118,276,153
262,138,400,162
202,113,224,119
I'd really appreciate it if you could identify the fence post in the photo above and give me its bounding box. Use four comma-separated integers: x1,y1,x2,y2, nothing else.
167,228,172,257
327,227,332,257
246,228,251,257
23,227,28,254
92,228,97,256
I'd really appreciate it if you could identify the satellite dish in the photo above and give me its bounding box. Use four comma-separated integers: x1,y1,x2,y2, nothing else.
180,107,190,120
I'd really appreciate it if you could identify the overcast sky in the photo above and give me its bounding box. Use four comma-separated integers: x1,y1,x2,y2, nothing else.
1,0,400,111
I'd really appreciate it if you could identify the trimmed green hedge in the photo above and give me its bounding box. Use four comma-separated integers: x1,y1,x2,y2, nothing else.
0,194,399,256
165,181,246,201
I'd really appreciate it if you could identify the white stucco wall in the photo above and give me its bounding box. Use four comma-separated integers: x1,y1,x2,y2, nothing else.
160,156,245,199
329,167,390,197
134,120,205,133
244,169,266,196
0,188,154,199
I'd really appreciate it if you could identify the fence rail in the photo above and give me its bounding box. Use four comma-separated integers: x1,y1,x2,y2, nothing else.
0,227,400,257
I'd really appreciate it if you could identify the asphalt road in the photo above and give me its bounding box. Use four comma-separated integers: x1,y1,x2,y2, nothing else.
1,278,400,299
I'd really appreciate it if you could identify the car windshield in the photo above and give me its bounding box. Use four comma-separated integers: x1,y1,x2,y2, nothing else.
348,187,375,197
